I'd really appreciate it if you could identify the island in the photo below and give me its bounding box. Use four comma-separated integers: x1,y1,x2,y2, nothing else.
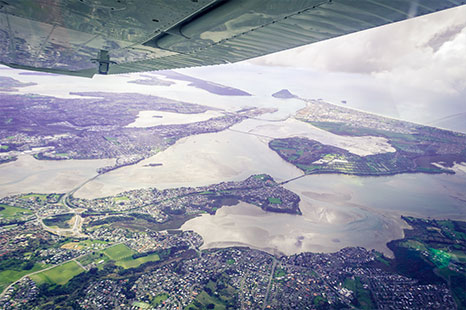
269,99,466,176
152,71,252,96
143,163,163,167
0,78,464,310
272,89,297,99
127,75,175,87
0,91,269,171
0,76,36,92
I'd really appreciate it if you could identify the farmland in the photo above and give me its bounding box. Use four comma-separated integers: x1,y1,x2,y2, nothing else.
103,244,160,269
0,263,45,293
269,137,457,176
0,204,32,219
30,261,84,286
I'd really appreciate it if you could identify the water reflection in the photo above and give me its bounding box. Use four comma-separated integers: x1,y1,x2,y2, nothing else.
0,155,114,197
182,168,466,257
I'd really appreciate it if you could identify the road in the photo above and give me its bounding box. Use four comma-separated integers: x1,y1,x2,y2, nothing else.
0,242,122,299
262,258,277,310
186,239,202,258
1,160,137,298
38,212,86,238
0,252,86,299
1,156,137,298
37,171,106,238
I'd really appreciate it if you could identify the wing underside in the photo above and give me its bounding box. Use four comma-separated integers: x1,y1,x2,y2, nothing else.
1,0,464,77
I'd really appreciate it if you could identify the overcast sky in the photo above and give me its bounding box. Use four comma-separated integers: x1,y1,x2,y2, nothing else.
245,5,466,127
2,5,465,130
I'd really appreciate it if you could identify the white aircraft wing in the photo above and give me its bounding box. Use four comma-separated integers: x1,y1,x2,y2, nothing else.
0,0,464,77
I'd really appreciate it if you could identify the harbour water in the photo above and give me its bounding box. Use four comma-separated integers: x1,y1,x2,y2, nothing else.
0,155,114,197
181,167,466,257
2,67,465,258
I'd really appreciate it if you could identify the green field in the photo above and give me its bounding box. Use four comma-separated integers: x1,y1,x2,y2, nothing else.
19,193,62,202
0,264,45,293
313,295,328,306
391,217,466,309
77,252,110,269
274,268,286,278
133,301,151,309
103,244,135,261
268,197,282,204
429,248,451,268
253,174,267,180
0,145,8,150
400,240,428,251
187,291,226,310
269,134,457,177
200,191,215,195
104,136,120,145
0,204,32,218
187,275,236,310
375,253,390,266
51,194,62,201
43,213,74,229
151,293,169,306
344,277,375,309
30,261,84,285
103,244,160,269
116,253,161,269
19,194,48,201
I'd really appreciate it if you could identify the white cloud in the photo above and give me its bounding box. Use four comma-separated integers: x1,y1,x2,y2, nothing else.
247,5,466,126
250,6,466,74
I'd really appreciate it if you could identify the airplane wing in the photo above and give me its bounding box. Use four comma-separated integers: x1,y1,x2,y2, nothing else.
1,0,464,77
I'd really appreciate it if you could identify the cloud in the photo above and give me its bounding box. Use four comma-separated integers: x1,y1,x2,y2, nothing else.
247,6,466,126
426,23,466,52
250,6,466,75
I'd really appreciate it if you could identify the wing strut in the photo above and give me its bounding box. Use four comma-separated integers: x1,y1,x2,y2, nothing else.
91,50,116,75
